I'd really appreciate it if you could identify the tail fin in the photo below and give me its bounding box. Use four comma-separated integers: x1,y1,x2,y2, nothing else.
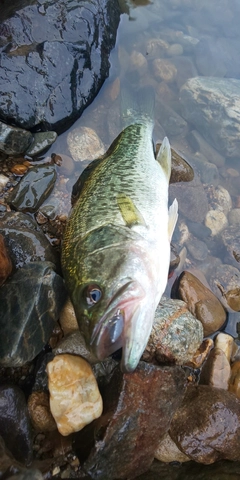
121,85,155,128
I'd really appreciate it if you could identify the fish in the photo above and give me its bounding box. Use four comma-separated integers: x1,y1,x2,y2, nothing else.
61,87,178,372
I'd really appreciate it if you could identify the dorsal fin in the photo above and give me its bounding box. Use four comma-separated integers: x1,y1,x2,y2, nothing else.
156,136,171,181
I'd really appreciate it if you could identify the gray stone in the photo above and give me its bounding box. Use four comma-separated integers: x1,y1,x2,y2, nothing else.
0,121,33,156
25,132,57,157
0,261,67,366
169,174,209,223
9,164,57,213
155,100,188,137
0,0,120,132
181,78,240,159
190,152,220,186
186,236,209,262
188,130,225,167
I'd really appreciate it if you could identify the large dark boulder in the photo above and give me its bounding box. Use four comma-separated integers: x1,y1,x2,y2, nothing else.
0,0,120,132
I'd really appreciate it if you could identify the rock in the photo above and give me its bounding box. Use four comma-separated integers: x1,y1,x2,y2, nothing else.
0,233,12,285
67,126,105,162
167,43,183,56
229,208,240,226
185,236,208,262
169,148,194,183
0,385,32,464
142,297,203,365
215,332,235,362
205,209,228,236
28,391,56,432
187,220,211,241
0,121,33,155
170,384,240,463
145,38,169,58
76,362,187,480
187,338,214,369
181,77,240,159
209,264,240,312
195,37,240,78
11,164,29,176
25,132,57,157
47,354,103,436
154,432,190,463
129,50,148,76
59,297,78,335
188,130,225,167
178,271,227,336
9,164,57,213
153,58,177,83
0,261,67,367
0,435,26,478
7,470,44,480
229,361,240,399
211,185,232,215
200,347,231,390
221,225,240,265
0,0,120,131
191,152,220,186
155,100,188,137
53,330,98,365
0,173,8,192
0,211,59,270
170,174,208,223
170,56,198,89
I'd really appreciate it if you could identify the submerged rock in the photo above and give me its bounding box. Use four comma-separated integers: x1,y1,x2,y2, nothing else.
76,362,187,480
9,164,57,213
0,385,32,464
170,174,208,223
0,261,67,367
209,264,240,312
178,271,226,336
25,131,57,157
47,354,103,436
142,297,203,365
67,126,105,162
170,384,240,464
221,225,240,265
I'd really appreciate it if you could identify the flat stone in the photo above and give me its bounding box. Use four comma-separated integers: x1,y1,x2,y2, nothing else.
178,271,226,336
170,384,240,463
0,385,32,464
142,297,203,365
0,121,33,155
25,132,57,157
47,354,103,436
0,261,67,367
76,362,187,480
9,164,57,213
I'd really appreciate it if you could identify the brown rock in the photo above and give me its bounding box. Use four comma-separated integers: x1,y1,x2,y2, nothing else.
77,362,187,480
200,347,231,390
10,164,28,175
178,271,226,336
229,361,240,399
169,174,209,223
187,338,213,369
154,432,190,463
0,234,12,286
170,384,240,464
28,391,57,432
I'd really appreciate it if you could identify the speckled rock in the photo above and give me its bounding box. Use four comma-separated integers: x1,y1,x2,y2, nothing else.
221,225,240,265
209,264,240,312
205,209,228,236
67,126,105,162
187,338,214,369
181,77,240,158
25,132,57,157
28,391,56,432
153,58,177,83
0,385,32,464
170,174,208,223
0,211,59,270
170,384,240,464
178,271,226,336
0,121,33,155
142,297,203,365
47,354,103,436
0,233,12,286
8,164,57,213
0,261,67,367
76,362,187,480
200,347,231,390
154,432,190,463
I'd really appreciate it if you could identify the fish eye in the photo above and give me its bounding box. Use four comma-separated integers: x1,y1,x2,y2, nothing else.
85,284,102,306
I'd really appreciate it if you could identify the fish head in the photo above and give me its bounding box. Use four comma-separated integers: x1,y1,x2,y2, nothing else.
68,227,158,372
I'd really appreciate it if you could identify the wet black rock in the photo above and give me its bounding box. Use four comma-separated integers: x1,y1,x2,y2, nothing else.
25,132,57,157
0,385,32,464
0,0,121,132
0,261,67,367
9,164,57,213
0,121,33,156
0,211,59,270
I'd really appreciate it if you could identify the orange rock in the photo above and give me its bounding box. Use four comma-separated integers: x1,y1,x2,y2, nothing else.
47,354,103,436
10,164,28,175
0,234,12,286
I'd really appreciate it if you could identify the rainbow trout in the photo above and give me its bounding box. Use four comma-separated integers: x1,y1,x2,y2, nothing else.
61,89,178,372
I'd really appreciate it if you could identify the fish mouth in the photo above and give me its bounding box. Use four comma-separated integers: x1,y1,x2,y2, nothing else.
90,280,145,366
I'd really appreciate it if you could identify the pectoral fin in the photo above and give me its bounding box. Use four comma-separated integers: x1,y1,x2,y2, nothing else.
117,193,146,228
156,136,172,181
168,198,178,241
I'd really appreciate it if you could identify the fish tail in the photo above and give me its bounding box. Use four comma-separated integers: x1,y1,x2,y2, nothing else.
121,85,155,128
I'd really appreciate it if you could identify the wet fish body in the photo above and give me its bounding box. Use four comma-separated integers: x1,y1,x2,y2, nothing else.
61,93,178,372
